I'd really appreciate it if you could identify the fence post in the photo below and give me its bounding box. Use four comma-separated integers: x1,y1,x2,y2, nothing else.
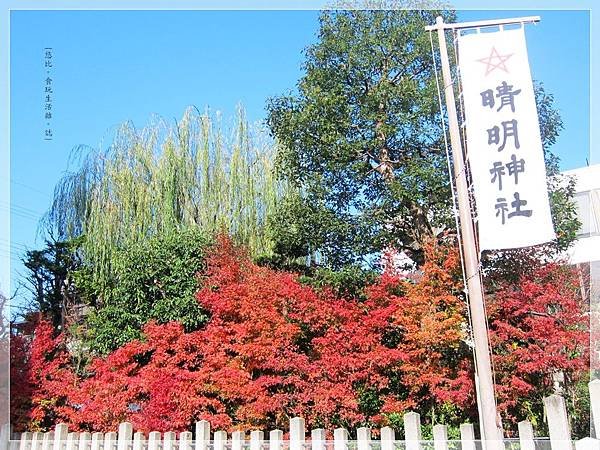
404,412,421,450
250,431,264,450
148,431,161,450
105,433,117,450
269,430,283,450
544,395,573,450
518,421,535,450
333,428,348,450
311,429,326,450
42,433,53,450
357,427,370,450
27,434,36,450
79,433,90,450
180,432,193,450
164,432,176,450
42,433,54,450
459,424,475,450
214,431,228,450
290,418,305,450
19,433,32,450
53,425,68,450
575,438,600,450
133,432,145,450
590,380,600,438
195,421,210,450
31,433,44,450
232,431,245,450
118,423,132,450
66,433,79,450
90,433,103,450
433,425,448,450
380,427,395,450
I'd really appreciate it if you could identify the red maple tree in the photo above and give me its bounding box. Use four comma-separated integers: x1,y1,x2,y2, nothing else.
487,262,588,424
10,237,588,434
11,318,76,431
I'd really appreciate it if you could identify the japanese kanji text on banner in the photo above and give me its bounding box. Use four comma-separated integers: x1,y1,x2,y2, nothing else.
458,27,555,251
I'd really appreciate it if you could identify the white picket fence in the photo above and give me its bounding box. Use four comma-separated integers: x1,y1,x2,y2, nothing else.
7,380,600,450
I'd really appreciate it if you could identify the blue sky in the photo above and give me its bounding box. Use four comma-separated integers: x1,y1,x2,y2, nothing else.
6,9,591,306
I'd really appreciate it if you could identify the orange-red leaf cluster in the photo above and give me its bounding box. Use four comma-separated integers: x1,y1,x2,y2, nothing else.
11,237,588,433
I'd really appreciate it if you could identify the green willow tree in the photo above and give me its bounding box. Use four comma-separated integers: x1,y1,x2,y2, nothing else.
44,106,287,306
267,9,578,270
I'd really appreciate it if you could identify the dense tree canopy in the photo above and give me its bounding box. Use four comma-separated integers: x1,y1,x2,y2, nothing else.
12,8,587,439
267,9,456,268
488,262,588,434
34,107,289,353
77,230,210,354
11,238,588,436
267,10,577,270
44,107,286,295
22,239,81,330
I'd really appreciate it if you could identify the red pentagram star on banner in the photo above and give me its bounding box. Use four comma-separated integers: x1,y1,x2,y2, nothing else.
476,46,514,76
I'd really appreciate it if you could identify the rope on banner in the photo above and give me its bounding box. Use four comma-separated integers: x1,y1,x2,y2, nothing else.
452,29,479,248
452,31,469,158
429,27,502,417
428,28,477,358
451,27,502,413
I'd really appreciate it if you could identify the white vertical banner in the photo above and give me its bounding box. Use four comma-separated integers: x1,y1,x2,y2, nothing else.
458,27,555,251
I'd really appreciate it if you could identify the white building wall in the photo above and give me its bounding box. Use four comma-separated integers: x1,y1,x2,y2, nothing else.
561,164,600,376
563,164,600,264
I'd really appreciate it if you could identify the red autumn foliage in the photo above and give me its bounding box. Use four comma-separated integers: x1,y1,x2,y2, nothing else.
10,333,31,428
487,262,588,423
69,320,210,432
10,236,588,434
11,317,76,431
382,242,474,413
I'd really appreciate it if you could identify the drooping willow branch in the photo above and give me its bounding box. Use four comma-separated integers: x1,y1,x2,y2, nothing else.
42,106,289,292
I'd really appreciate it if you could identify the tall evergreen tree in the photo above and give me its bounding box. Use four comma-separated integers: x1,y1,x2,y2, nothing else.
267,10,576,269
